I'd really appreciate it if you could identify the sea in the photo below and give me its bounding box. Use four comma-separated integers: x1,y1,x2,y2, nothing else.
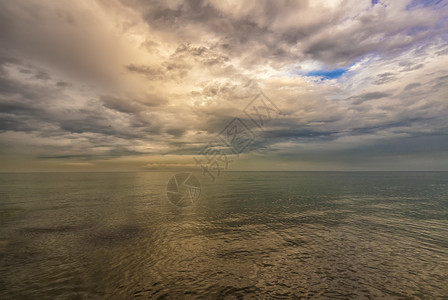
0,171,447,299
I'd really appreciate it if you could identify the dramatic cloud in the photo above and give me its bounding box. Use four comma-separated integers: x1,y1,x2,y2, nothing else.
0,0,447,171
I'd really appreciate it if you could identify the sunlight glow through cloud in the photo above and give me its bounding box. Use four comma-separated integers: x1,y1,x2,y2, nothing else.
0,0,447,171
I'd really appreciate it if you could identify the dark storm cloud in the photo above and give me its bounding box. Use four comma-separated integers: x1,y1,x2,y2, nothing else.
0,63,56,133
251,115,434,152
122,0,447,67
404,83,421,90
0,58,165,153
120,0,305,66
126,59,190,80
173,43,230,66
0,0,447,170
126,64,167,80
38,147,153,160
374,72,396,85
125,43,230,82
273,133,448,170
399,62,425,72
351,92,392,104
262,128,337,141
101,96,142,114
55,81,71,88
101,93,167,114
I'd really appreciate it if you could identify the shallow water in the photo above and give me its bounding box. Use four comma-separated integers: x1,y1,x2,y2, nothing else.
0,172,447,299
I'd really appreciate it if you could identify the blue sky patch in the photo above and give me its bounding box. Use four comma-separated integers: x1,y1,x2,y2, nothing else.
305,68,348,80
406,0,446,10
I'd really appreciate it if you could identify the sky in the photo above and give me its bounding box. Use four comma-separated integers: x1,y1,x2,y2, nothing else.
0,0,447,172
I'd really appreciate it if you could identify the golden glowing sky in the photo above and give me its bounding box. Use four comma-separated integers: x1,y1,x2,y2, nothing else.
0,0,447,171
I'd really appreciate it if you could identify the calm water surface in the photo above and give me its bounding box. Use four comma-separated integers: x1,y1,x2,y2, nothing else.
0,172,447,299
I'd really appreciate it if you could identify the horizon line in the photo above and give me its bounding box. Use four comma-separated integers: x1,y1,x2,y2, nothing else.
1,170,448,173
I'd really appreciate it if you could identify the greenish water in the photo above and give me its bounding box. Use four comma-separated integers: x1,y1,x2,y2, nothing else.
0,172,447,299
